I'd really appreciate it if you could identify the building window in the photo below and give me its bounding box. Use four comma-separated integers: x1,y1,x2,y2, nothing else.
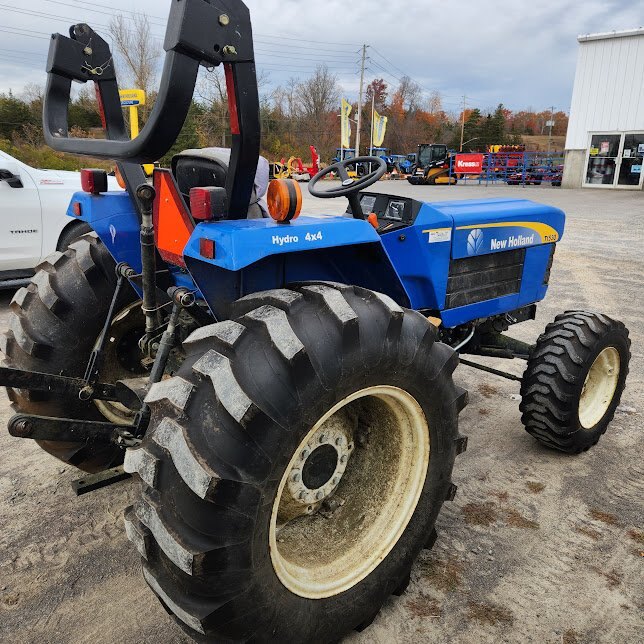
585,132,644,189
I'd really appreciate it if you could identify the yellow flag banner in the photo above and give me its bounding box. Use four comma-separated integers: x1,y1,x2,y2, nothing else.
372,110,388,147
341,98,352,149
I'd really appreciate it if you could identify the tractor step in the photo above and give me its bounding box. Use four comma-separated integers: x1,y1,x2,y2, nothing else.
71,466,131,496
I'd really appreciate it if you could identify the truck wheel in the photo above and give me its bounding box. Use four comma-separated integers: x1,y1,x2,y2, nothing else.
124,283,467,642
520,311,630,453
2,233,142,472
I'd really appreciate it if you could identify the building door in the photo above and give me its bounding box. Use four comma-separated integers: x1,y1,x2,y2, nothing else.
585,134,621,185
585,132,644,189
616,133,644,188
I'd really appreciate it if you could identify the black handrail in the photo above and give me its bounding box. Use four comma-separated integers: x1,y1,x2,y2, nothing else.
42,0,260,219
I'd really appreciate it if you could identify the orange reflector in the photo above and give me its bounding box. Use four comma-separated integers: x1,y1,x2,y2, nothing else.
267,179,302,223
72,202,82,217
152,169,195,267
367,213,379,229
114,166,126,190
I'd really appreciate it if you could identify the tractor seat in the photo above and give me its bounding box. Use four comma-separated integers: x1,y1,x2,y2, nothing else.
171,147,270,219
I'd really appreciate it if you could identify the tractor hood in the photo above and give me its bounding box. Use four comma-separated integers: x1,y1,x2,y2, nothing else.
429,198,565,259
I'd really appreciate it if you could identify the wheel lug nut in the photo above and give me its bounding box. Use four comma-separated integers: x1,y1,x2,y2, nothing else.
316,491,324,500
335,437,343,446
301,449,309,460
340,455,347,463
292,472,300,482
319,434,327,443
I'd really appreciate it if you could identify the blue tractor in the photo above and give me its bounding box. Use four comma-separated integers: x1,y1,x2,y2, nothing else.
1,1,630,642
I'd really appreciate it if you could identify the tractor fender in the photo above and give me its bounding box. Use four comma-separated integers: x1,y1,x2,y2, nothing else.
183,216,412,319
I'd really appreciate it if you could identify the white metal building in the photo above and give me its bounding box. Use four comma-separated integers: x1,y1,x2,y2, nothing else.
562,28,644,190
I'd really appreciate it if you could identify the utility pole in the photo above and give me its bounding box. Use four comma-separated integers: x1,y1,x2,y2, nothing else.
546,105,555,157
355,44,367,158
459,95,467,152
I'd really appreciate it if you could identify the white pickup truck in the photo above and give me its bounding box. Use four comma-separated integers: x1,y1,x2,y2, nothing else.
0,149,117,289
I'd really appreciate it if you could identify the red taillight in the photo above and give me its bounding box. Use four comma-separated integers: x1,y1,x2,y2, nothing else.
189,187,227,220
200,238,215,259
81,169,108,195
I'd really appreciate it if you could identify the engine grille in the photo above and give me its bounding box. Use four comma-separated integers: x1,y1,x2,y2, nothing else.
445,249,525,309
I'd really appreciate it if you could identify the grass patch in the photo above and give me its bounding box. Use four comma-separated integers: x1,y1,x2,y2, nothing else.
405,593,441,618
592,566,622,589
0,592,20,607
590,509,621,526
627,529,644,545
526,481,545,493
462,501,497,526
562,629,580,644
505,508,539,529
574,525,602,541
489,490,509,502
418,555,463,593
467,601,513,626
478,383,500,398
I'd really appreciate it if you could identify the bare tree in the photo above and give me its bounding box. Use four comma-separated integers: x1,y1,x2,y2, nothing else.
396,76,422,113
109,13,160,117
298,65,340,121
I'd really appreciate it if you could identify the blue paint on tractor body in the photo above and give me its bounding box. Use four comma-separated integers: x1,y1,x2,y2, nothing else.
67,190,565,329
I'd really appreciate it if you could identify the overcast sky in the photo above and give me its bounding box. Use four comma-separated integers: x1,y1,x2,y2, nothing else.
0,0,642,114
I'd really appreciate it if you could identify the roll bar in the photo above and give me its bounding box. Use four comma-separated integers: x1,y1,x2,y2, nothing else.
43,0,261,219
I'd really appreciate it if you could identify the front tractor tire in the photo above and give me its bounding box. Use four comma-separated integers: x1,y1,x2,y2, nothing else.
2,233,141,472
124,283,468,642
520,311,630,453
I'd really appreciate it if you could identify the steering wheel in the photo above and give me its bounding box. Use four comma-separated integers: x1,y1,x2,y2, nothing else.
309,156,387,219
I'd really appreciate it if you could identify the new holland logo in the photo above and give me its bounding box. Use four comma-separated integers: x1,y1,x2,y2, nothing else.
466,228,484,255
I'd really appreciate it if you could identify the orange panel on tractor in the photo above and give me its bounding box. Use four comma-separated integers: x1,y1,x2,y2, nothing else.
152,169,195,267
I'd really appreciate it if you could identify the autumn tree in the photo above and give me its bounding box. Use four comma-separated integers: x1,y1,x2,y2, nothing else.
365,78,388,111
109,13,160,119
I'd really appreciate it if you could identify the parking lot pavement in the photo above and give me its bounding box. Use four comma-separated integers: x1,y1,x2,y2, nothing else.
0,184,642,643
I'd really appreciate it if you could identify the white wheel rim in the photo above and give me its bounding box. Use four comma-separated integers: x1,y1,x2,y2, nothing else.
93,302,145,425
578,347,620,430
269,386,430,599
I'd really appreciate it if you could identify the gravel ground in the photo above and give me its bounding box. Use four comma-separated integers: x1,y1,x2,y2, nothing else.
0,183,642,643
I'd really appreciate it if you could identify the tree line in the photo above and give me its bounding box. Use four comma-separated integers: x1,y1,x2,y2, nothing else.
0,14,568,170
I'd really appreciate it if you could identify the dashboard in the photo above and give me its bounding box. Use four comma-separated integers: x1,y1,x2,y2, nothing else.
347,192,421,226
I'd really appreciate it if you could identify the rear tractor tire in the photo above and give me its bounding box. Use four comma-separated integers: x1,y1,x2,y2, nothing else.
520,311,630,453
124,283,468,642
2,232,143,472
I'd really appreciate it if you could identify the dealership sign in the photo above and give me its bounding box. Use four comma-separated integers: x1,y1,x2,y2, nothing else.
454,153,484,174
